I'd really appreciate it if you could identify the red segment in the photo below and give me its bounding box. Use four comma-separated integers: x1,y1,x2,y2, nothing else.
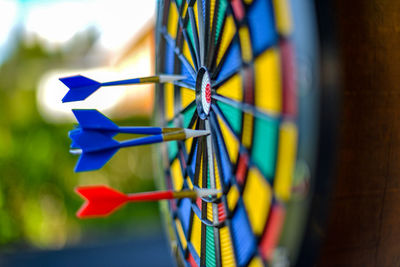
280,40,297,116
236,153,249,185
218,203,226,222
196,197,202,210
259,204,286,261
205,83,211,103
231,0,245,21
188,253,199,267
243,67,254,104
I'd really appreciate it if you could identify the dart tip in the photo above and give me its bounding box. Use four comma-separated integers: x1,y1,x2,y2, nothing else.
195,188,222,198
159,74,187,83
70,148,82,155
184,129,210,139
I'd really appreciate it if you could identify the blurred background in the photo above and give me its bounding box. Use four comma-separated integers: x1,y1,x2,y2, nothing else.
0,0,173,266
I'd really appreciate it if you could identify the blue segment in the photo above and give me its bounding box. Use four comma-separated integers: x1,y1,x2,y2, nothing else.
231,202,256,266
215,41,241,84
60,75,101,102
72,109,118,131
247,0,278,55
179,198,192,236
202,0,206,25
188,142,198,178
69,130,119,153
165,38,175,74
210,112,232,184
180,60,196,87
75,148,119,172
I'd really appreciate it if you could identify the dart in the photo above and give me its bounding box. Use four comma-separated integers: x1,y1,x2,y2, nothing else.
60,74,186,102
71,109,183,135
75,185,221,218
69,128,209,173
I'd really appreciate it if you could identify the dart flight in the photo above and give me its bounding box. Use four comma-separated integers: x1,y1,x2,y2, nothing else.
69,109,209,172
76,185,221,218
60,74,186,102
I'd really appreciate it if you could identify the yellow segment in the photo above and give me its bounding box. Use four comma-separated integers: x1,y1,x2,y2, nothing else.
210,0,216,31
220,226,236,267
197,152,203,187
186,176,194,190
227,185,239,211
164,83,175,120
217,74,243,102
207,202,213,221
217,15,236,66
167,3,179,38
254,48,282,114
218,117,239,163
243,168,272,235
274,122,298,201
273,0,293,36
182,1,188,17
181,87,195,109
214,157,221,191
248,257,264,267
175,218,187,249
193,2,200,35
171,159,184,190
241,113,253,148
183,40,195,69
191,214,202,257
239,27,252,62
185,120,196,152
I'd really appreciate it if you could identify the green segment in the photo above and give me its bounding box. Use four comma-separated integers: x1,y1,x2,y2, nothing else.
167,121,178,160
214,0,228,44
252,118,279,182
182,104,196,128
206,226,216,267
176,0,182,8
186,20,196,54
217,101,242,135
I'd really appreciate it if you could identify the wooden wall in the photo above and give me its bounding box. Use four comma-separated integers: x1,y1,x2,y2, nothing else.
317,1,400,266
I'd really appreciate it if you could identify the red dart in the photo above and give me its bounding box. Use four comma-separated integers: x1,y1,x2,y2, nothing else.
75,185,220,218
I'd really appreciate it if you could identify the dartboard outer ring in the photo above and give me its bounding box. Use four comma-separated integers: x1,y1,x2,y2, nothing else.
154,0,337,266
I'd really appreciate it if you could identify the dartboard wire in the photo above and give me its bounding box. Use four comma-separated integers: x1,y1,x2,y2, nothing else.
161,29,197,79
174,80,196,90
210,35,241,81
205,0,227,70
211,94,288,123
211,105,277,187
187,7,202,69
175,7,199,71
205,119,223,267
196,0,205,66
209,18,239,77
166,101,196,130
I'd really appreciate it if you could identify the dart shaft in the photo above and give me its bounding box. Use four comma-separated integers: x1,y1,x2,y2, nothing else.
126,190,197,202
102,76,159,87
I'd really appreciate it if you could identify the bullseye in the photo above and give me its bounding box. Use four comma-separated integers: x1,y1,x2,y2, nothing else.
196,67,212,119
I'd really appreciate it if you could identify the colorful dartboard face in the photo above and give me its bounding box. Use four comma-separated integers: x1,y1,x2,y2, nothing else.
155,0,319,266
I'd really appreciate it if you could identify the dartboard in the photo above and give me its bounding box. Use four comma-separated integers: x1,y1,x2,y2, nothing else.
155,0,321,266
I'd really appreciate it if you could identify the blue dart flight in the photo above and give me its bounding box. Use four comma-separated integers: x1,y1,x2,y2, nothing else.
60,74,186,103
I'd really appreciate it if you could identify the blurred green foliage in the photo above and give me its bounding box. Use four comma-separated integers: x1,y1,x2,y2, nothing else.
0,33,158,249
